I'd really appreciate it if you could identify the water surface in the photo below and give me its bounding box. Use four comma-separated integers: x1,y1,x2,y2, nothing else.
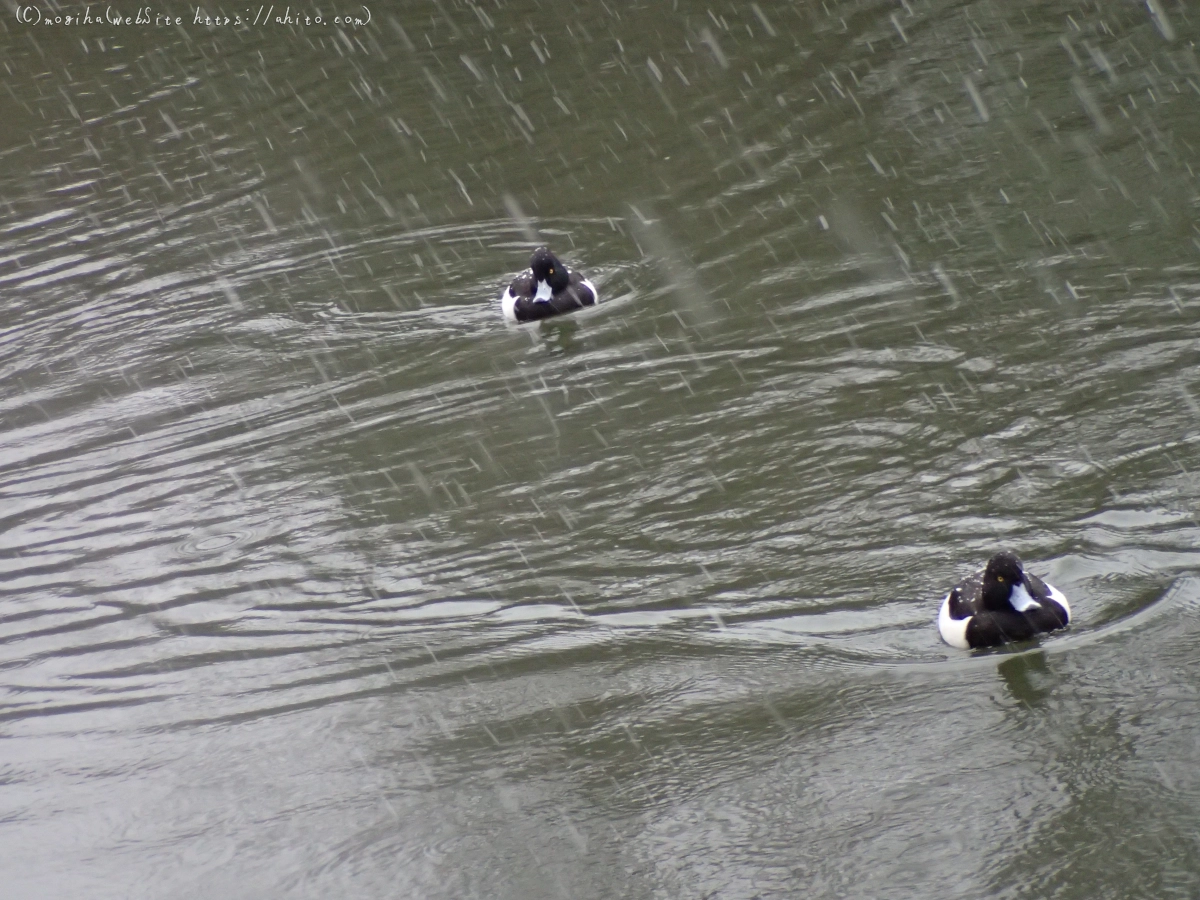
3,1,1200,897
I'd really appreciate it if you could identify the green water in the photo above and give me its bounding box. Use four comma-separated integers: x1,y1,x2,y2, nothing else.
2,1,1200,897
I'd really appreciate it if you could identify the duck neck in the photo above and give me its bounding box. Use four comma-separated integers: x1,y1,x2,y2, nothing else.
981,578,1016,612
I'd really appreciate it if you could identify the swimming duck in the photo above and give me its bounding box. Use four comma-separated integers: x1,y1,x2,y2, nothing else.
501,247,598,323
938,551,1070,649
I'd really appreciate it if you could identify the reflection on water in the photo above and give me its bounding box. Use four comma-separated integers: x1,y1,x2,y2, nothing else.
3,0,1200,897
997,650,1054,706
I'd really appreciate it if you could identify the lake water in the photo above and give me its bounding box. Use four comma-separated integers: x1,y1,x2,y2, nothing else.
3,1,1200,897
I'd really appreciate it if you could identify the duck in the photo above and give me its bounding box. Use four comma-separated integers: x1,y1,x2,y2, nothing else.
500,247,598,323
938,551,1070,649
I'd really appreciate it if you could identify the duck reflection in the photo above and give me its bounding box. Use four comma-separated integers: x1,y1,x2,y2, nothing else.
537,316,581,354
997,650,1053,706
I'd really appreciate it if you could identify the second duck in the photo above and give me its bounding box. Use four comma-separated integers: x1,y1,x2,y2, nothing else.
501,247,598,323
938,551,1071,649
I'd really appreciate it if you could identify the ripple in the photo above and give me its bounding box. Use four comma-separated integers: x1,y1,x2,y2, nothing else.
177,530,252,558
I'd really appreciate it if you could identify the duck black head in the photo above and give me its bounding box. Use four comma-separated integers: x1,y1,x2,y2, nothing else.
981,551,1025,611
529,247,569,292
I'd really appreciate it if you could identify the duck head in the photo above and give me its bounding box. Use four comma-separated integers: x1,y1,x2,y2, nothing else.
981,551,1040,613
530,247,570,298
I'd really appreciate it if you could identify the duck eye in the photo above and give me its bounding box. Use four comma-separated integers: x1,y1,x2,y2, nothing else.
549,267,555,275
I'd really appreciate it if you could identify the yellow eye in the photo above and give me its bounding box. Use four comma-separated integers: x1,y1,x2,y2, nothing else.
997,576,1006,583
549,267,555,275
